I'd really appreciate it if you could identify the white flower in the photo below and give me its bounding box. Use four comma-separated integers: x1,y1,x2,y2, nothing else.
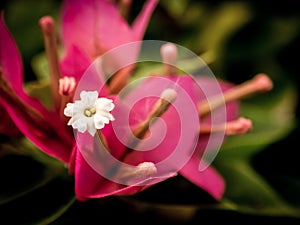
64,90,115,136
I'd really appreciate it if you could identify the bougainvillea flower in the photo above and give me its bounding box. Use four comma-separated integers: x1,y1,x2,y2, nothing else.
70,73,272,201
0,4,273,202
67,42,273,201
0,3,171,201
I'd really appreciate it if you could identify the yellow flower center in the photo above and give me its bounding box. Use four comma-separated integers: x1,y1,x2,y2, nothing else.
84,108,96,117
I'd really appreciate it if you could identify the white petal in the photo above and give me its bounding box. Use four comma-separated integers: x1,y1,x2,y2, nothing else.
94,119,105,130
79,90,88,101
67,117,74,126
67,114,81,126
82,90,98,106
64,103,74,117
105,102,115,112
108,114,115,121
86,122,97,136
96,98,115,111
72,118,88,133
94,115,108,128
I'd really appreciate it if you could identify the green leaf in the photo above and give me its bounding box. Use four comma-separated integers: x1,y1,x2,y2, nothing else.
0,154,54,205
0,176,75,225
0,138,67,205
31,52,50,82
227,17,300,61
196,2,252,52
214,159,300,217
31,48,64,83
25,80,53,110
160,0,190,19
0,137,74,224
34,194,76,225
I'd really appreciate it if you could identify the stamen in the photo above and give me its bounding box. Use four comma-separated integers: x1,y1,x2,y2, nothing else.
59,76,76,96
118,0,132,20
129,89,177,148
225,117,252,135
116,161,157,185
39,16,61,110
160,42,178,75
90,108,96,114
84,108,96,117
198,73,273,118
133,88,177,139
59,76,76,120
199,117,252,135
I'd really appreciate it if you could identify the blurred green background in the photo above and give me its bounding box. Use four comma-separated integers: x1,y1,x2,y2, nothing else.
0,0,300,224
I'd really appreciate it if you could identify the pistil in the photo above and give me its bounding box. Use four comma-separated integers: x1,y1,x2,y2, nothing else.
198,73,273,118
39,16,61,110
